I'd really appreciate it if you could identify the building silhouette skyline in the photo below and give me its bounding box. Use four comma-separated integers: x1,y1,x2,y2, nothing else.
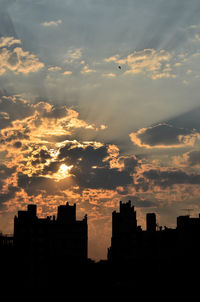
108,200,200,263
1,199,200,290
14,202,88,264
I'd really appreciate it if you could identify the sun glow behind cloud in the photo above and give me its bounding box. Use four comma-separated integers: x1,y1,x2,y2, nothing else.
51,164,73,181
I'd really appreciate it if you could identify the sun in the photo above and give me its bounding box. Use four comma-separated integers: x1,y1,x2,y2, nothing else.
54,164,73,180
60,164,69,174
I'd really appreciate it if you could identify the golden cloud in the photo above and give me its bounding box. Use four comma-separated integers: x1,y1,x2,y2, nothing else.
0,97,104,179
0,37,44,75
105,49,176,79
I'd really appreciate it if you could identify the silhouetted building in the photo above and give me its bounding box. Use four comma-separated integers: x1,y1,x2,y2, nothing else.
14,202,87,262
0,233,15,286
177,214,200,232
13,202,88,286
3,199,200,290
108,200,139,262
108,200,200,279
146,213,156,232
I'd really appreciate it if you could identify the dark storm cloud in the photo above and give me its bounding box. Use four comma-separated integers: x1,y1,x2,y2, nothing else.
13,141,22,148
41,161,60,174
58,142,135,189
130,123,198,148
25,141,139,194
31,149,51,167
0,185,19,205
123,157,140,174
0,96,34,129
0,164,18,206
0,112,10,129
138,168,200,190
0,164,16,188
58,143,108,168
0,128,30,144
138,124,190,146
73,166,132,190
39,105,69,120
62,144,135,190
17,172,73,196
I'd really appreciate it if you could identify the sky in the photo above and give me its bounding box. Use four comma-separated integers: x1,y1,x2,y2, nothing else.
1,0,200,260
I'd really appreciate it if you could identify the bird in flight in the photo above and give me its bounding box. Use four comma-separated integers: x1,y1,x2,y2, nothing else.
118,66,121,69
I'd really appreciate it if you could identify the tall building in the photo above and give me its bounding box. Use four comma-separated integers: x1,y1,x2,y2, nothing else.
108,200,200,278
108,200,138,262
146,213,156,232
14,202,88,273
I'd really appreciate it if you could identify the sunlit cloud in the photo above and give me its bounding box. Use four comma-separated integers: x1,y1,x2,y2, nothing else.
173,150,200,168
65,48,83,63
0,37,21,48
129,123,200,149
102,73,116,78
47,163,74,181
63,70,72,75
0,96,104,177
41,20,62,27
81,64,96,74
0,37,44,75
105,49,176,79
48,66,62,72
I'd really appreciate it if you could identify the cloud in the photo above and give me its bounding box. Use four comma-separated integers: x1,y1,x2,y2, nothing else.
0,95,116,176
0,37,21,48
65,48,82,63
63,70,72,75
0,185,19,204
13,139,139,197
105,49,176,79
0,36,44,75
174,150,200,168
48,66,62,72
0,163,19,206
186,150,200,166
81,64,96,74
0,164,16,188
102,73,116,78
0,96,34,126
0,96,109,180
129,123,200,148
41,20,62,27
17,172,72,196
55,141,138,191
0,96,98,138
138,168,200,190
